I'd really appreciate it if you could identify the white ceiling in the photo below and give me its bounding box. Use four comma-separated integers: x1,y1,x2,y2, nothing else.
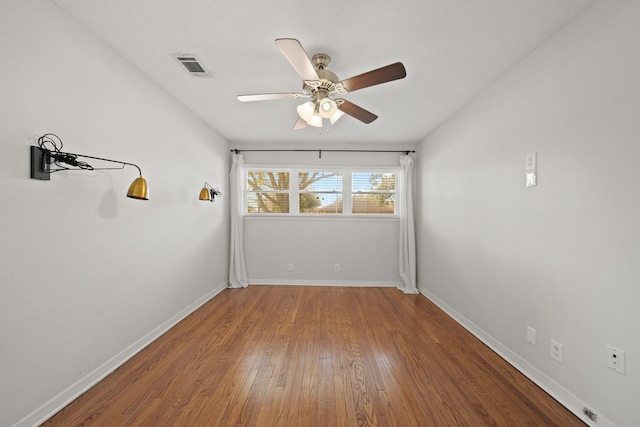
52,0,596,146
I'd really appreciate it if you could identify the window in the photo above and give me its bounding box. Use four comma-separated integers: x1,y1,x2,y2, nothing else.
299,172,343,214
245,168,397,216
246,171,290,213
352,172,396,215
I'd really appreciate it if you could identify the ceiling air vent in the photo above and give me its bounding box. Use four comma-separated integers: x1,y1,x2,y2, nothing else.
171,53,211,78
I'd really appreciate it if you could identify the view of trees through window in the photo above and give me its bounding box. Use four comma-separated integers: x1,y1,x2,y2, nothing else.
246,169,396,215
353,172,396,214
246,171,290,213
299,172,342,214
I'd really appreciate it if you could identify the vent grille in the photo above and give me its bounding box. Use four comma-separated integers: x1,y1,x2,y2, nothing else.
171,53,211,78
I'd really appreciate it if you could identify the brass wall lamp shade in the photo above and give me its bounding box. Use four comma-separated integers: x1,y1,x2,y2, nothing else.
199,182,221,202
126,168,149,200
30,133,149,200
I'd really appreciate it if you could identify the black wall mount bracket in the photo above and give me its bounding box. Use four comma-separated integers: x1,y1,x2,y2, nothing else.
30,146,50,180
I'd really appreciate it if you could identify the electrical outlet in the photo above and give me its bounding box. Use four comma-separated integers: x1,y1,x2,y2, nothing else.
550,339,563,363
526,326,536,346
607,345,626,375
526,152,537,171
287,263,293,271
334,264,340,272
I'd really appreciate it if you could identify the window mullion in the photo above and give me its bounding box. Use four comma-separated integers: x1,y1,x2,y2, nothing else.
343,172,352,215
291,169,300,214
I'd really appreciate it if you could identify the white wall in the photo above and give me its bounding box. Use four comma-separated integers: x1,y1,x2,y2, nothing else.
236,144,415,287
0,1,230,426
416,1,640,426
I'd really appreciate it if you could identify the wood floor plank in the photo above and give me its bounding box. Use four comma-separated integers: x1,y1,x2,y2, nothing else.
41,286,585,426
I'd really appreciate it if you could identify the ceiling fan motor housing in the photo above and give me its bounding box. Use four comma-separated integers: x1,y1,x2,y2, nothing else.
317,68,339,84
302,53,343,98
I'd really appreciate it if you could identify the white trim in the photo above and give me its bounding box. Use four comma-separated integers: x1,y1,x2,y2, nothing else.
243,215,399,222
250,279,401,288
13,281,229,427
420,288,615,427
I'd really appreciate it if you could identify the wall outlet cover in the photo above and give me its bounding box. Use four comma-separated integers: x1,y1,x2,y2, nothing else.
550,339,563,363
606,345,626,375
526,152,537,171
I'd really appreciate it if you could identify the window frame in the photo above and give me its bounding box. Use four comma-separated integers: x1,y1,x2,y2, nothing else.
243,165,400,218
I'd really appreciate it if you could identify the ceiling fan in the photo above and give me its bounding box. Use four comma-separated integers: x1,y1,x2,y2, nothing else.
237,38,407,129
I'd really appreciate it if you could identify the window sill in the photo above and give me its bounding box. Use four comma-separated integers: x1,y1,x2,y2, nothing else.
243,214,399,222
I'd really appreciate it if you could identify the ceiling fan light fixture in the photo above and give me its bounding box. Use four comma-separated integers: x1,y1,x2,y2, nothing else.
307,112,323,128
296,101,315,122
318,98,338,118
329,109,345,125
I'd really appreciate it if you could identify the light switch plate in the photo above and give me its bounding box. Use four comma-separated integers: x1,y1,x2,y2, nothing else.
526,170,537,187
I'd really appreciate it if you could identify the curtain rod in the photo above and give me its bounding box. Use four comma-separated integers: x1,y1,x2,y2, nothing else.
230,148,415,159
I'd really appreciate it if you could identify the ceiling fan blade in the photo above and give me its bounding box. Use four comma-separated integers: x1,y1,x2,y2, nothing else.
336,99,378,124
275,38,319,81
339,62,406,93
237,93,303,102
293,117,307,130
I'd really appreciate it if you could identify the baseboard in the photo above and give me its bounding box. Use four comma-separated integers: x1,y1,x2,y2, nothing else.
14,281,228,427
420,288,615,427
249,279,402,287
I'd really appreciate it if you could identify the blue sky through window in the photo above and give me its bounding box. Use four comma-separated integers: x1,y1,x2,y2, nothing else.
352,172,396,192
301,172,342,192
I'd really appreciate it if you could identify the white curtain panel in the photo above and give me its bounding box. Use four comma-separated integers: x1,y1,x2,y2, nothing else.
398,155,418,294
228,153,248,288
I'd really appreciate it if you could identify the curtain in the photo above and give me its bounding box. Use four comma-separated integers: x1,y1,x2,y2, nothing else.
398,154,418,294
228,153,248,288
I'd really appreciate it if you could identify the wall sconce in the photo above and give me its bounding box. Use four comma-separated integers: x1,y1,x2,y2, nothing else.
199,182,221,202
30,133,149,200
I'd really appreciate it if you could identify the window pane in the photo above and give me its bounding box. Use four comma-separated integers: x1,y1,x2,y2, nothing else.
352,172,396,192
247,171,289,191
299,194,343,214
299,172,342,192
352,172,396,214
352,194,395,214
247,193,290,213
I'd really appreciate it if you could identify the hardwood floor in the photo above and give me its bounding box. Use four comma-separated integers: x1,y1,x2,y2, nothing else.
42,286,584,426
